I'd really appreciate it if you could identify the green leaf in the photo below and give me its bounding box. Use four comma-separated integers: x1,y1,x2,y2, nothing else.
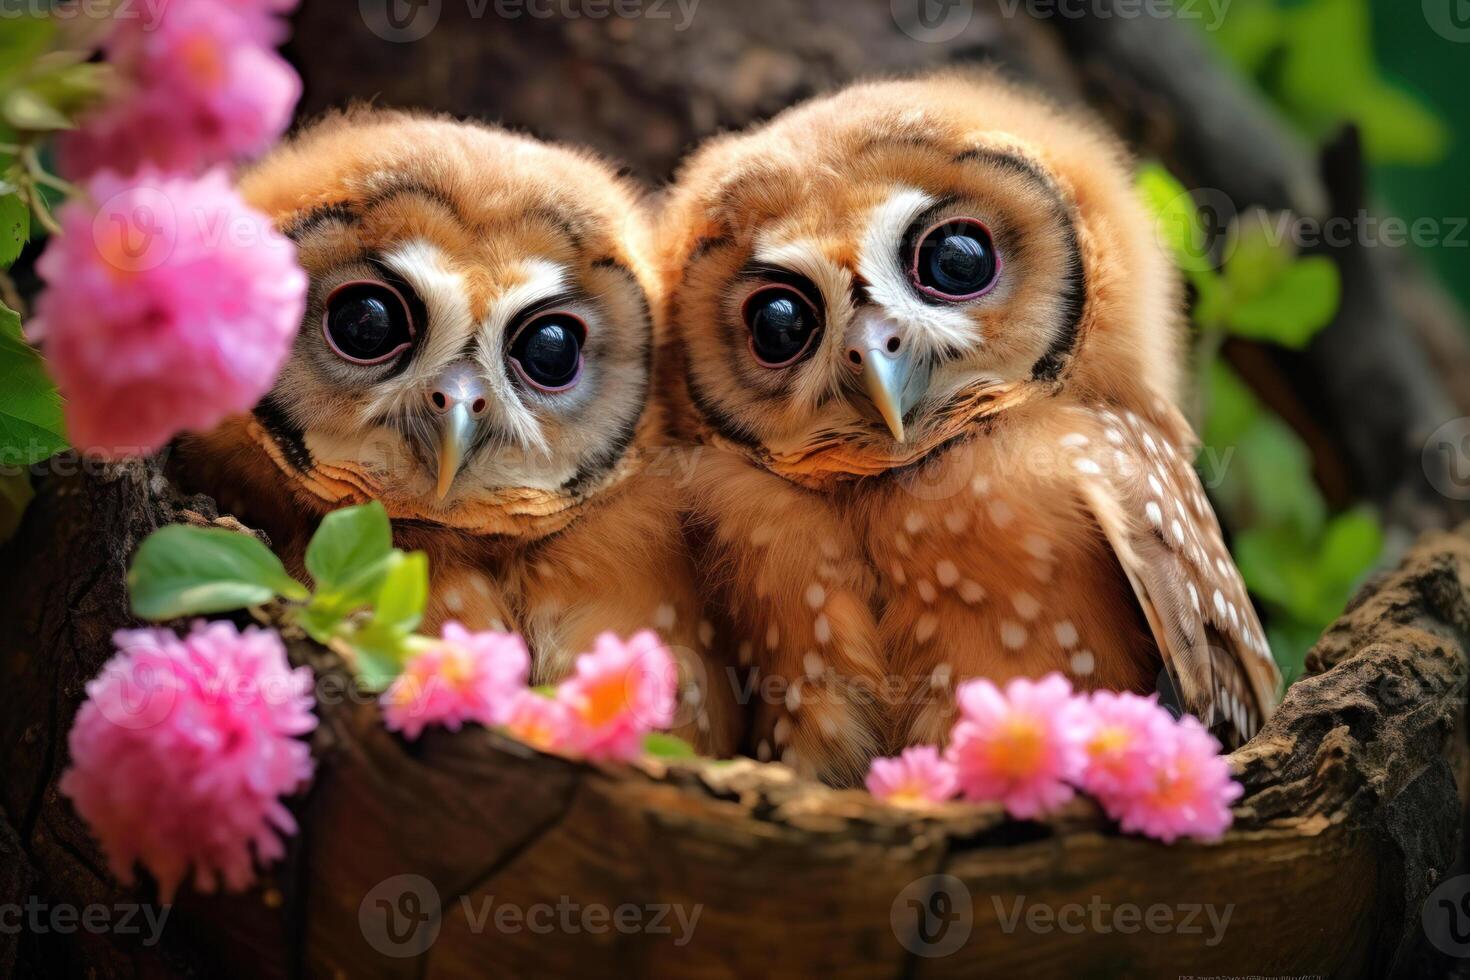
0,468,32,543
1225,256,1340,348
345,624,416,691
1135,163,1219,275
305,501,394,592
1273,0,1447,166
128,524,309,620
1222,211,1293,304
17,57,111,129
1209,0,1285,77
642,733,697,759
371,550,428,635
2,88,72,131
0,18,56,89
0,195,28,269
0,302,66,466
1353,84,1450,167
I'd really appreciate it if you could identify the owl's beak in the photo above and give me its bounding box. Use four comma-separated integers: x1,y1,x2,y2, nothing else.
425,363,489,500
434,403,474,500
845,312,928,444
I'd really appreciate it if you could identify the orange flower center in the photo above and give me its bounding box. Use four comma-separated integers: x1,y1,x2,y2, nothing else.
575,674,631,728
1087,725,1133,771
180,33,225,87
983,716,1045,779
507,713,558,750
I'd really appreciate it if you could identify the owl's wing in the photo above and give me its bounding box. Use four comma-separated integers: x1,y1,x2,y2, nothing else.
1071,401,1281,747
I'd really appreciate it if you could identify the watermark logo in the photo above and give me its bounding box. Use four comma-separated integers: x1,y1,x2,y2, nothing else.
1423,873,1470,956
1424,0,1470,42
92,185,177,274
361,0,443,42
358,874,442,958
891,0,974,43
1424,418,1470,501
890,874,973,957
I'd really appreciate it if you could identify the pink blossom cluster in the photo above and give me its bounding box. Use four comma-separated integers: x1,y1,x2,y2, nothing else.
383,626,679,764
32,0,307,458
864,674,1242,843
59,622,317,902
59,0,300,181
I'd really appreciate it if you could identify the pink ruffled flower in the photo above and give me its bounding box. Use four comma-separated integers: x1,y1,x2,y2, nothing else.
557,631,678,762
60,1,300,179
1077,691,1176,807
30,168,307,458
1112,715,1242,843
381,623,530,740
866,746,958,805
502,689,579,754
59,622,316,902
945,674,1088,819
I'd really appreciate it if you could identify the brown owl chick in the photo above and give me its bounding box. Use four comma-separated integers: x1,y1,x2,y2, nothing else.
659,72,1281,784
176,109,739,754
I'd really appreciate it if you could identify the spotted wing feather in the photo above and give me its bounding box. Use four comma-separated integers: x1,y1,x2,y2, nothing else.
1073,402,1281,746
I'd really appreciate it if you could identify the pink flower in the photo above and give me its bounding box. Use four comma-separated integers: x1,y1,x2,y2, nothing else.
1112,715,1242,843
30,168,307,458
60,1,300,179
866,746,958,805
502,689,579,754
381,623,530,740
59,622,316,902
945,674,1088,819
1077,691,1176,806
557,631,678,762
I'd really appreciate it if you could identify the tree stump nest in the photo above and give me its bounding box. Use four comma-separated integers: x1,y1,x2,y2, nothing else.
1,459,1468,978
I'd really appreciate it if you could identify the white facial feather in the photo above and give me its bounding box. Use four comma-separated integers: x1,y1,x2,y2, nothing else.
857,187,978,356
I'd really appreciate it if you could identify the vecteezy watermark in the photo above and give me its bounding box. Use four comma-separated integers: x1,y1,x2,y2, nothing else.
891,874,974,957
992,895,1233,946
995,0,1234,31
0,0,168,28
1424,0,1470,42
359,874,443,958
1424,873,1470,956
359,0,700,43
357,874,702,957
890,876,1236,957
458,896,701,944
891,0,974,43
1424,417,1470,501
0,898,170,947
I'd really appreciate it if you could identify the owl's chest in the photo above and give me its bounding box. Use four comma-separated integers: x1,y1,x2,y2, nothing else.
843,443,1155,725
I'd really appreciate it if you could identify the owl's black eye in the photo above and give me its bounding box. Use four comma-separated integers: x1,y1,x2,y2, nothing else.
509,313,585,392
323,280,415,364
912,218,1001,300
742,285,820,367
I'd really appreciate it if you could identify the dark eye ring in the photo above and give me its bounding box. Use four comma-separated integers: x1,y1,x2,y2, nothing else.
740,284,822,368
321,279,416,365
910,217,1002,302
507,312,586,393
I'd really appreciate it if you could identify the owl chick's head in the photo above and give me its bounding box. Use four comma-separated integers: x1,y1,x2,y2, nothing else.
660,71,1183,486
232,109,658,536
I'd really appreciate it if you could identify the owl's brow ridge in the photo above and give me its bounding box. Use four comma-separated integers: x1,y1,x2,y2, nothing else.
948,146,1088,380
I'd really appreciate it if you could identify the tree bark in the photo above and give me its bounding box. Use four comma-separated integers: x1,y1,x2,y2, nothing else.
1,461,1469,977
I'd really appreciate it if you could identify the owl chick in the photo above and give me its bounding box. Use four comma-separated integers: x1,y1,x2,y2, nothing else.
659,72,1281,784
177,110,739,754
